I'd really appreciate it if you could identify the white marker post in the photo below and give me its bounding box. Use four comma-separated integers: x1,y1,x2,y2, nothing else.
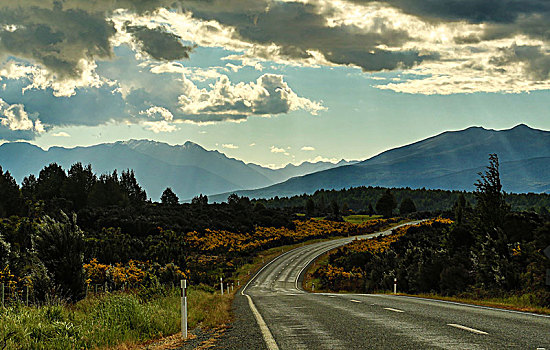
181,279,188,339
220,277,224,295
393,278,397,294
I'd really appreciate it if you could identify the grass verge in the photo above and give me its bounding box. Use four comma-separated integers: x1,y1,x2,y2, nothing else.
397,292,550,315
0,286,233,350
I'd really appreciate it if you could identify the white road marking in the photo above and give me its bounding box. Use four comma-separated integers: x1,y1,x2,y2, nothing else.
384,307,404,313
350,299,362,303
395,295,550,318
447,323,488,335
245,294,280,349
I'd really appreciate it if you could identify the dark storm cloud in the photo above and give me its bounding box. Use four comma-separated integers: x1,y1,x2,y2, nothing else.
187,1,431,71
490,44,550,80
0,5,115,78
347,0,550,24
0,1,191,78
125,25,194,61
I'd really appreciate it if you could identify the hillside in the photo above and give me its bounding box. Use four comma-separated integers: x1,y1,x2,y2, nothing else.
209,124,550,201
0,140,349,200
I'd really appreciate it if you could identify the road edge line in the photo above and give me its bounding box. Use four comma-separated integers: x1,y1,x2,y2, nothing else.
245,294,280,350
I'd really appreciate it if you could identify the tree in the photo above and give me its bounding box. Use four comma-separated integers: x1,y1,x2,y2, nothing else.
88,171,125,207
306,198,315,217
474,154,510,233
35,163,67,201
472,154,513,289
161,187,179,205
367,203,374,216
191,194,208,206
330,199,339,218
36,213,85,300
62,163,96,210
0,167,23,217
399,198,416,215
21,174,38,202
376,189,396,217
120,169,147,205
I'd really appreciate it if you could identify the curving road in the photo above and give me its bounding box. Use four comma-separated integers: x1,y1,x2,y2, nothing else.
217,223,550,350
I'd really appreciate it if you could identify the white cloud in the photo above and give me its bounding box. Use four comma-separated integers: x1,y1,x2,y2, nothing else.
177,73,325,123
301,146,315,151
141,106,174,121
249,142,256,146
270,146,286,153
302,155,339,164
52,131,71,137
222,143,239,149
0,99,43,133
142,120,177,133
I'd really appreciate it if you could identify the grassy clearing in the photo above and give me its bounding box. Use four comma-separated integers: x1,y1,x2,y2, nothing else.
343,215,382,224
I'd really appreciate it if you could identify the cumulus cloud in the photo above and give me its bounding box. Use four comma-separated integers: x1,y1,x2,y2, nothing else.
222,143,239,149
0,98,45,140
141,106,174,121
142,120,177,133
177,73,325,123
301,146,315,151
270,146,286,153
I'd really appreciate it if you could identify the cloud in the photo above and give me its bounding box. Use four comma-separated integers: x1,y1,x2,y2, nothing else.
222,143,239,149
270,146,286,153
249,142,256,146
142,120,177,133
301,146,315,151
0,99,45,140
125,25,194,61
141,106,174,121
52,131,70,137
177,73,325,123
302,155,339,164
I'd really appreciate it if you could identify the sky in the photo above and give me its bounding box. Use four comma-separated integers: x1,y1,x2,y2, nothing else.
0,1,549,168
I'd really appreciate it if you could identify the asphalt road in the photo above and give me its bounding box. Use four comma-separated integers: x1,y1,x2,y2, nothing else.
217,223,550,350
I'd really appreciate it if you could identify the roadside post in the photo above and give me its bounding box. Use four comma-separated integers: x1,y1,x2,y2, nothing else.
544,245,550,286
181,279,188,339
394,278,397,294
220,277,224,295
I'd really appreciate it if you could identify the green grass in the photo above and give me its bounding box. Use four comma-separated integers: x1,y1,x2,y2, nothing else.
0,285,232,350
343,214,382,224
400,292,550,315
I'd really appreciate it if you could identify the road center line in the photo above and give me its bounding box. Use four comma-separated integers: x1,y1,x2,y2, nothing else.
384,307,404,313
447,323,488,335
350,299,362,303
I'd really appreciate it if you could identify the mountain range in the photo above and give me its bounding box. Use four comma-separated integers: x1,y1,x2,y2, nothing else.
209,124,550,201
1,124,548,201
0,139,353,200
